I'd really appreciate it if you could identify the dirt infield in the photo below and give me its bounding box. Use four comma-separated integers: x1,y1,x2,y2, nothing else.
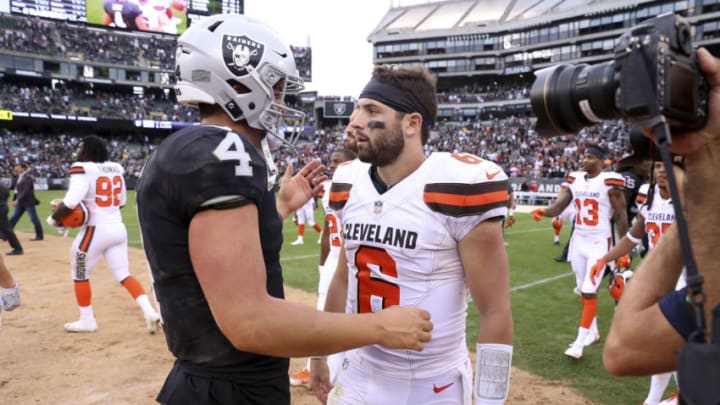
0,231,598,404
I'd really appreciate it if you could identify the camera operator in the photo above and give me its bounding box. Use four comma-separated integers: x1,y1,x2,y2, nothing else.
603,47,720,376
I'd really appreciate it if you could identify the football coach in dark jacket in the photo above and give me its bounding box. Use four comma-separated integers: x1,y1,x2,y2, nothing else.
9,163,43,241
0,180,23,255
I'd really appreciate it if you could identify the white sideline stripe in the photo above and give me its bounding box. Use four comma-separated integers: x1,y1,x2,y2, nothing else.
504,228,550,235
280,254,319,261
511,272,573,292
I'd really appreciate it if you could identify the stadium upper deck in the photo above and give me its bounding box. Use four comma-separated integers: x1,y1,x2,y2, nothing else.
368,0,720,120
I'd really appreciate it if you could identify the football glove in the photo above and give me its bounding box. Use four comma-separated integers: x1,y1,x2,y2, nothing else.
531,208,546,222
590,258,607,286
46,215,68,236
609,270,633,301
505,216,515,228
552,218,563,232
615,254,632,269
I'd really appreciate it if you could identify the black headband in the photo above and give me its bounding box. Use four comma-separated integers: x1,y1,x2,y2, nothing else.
586,145,607,159
359,78,433,127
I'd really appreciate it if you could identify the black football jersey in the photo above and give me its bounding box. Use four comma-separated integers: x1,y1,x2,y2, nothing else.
136,125,287,378
619,169,644,223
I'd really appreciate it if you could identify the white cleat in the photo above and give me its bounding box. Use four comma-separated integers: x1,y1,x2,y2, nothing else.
583,331,600,346
64,318,98,333
290,238,304,246
145,312,162,334
564,342,584,359
1,284,20,311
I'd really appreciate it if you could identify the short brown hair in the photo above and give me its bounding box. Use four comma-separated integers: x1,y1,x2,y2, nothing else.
370,64,437,145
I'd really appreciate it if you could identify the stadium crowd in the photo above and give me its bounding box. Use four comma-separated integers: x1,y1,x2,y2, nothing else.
0,14,176,69
0,116,632,186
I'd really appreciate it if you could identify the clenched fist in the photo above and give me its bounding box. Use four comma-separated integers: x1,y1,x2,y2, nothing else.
374,306,433,352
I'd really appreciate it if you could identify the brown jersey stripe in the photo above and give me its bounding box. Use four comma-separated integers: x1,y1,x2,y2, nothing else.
79,225,96,253
69,167,85,174
605,179,625,187
424,181,508,217
425,199,508,217
424,180,508,196
424,190,508,207
329,183,352,210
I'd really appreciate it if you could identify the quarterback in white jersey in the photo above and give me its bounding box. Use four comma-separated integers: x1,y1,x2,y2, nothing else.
533,144,628,360
592,161,685,405
49,136,160,334
312,65,513,405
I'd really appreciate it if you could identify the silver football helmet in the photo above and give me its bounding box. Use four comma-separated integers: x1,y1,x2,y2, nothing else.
175,14,305,147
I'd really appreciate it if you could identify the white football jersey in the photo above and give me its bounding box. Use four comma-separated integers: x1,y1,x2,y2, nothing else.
638,184,675,250
329,152,508,377
64,161,127,225
320,179,343,257
566,171,625,237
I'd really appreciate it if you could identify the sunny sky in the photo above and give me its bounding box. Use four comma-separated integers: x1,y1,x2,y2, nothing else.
244,0,430,98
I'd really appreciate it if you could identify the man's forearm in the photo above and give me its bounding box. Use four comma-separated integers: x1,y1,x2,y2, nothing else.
684,138,720,335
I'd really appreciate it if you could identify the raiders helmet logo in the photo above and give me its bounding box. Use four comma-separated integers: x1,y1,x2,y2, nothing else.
223,35,264,77
333,102,346,116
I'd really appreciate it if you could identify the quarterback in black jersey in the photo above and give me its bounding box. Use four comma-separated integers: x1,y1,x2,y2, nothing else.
136,14,432,405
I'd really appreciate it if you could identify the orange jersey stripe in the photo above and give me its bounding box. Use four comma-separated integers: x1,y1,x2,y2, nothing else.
79,226,95,253
424,190,507,207
329,183,352,210
69,167,85,174
424,180,509,217
605,179,625,187
636,194,648,204
566,176,576,184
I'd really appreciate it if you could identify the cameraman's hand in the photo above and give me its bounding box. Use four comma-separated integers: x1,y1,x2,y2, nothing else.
644,48,720,154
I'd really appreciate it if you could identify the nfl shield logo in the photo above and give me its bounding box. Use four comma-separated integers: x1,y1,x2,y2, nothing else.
373,200,383,214
333,102,346,116
223,35,264,77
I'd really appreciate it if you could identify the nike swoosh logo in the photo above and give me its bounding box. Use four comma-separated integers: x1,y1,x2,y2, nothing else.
273,50,288,58
433,382,454,393
486,169,501,180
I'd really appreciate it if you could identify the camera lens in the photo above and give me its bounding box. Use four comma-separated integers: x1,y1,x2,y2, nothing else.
530,62,619,137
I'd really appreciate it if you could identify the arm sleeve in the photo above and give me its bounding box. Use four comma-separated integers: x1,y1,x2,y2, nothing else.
658,287,696,341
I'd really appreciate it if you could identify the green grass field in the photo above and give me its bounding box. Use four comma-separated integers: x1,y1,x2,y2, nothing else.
17,190,675,404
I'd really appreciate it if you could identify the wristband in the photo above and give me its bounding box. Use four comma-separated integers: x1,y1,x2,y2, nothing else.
475,343,513,404
507,208,514,217
625,232,642,245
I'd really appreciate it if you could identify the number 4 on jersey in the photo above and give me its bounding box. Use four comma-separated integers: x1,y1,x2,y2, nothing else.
213,132,253,177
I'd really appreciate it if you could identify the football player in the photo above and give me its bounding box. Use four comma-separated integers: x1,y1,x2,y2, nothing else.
48,136,161,334
532,143,628,359
290,147,357,387
312,64,513,405
135,15,432,405
591,161,686,404
289,193,322,246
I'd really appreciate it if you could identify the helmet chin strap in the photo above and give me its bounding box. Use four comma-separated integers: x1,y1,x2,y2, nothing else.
265,132,285,151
